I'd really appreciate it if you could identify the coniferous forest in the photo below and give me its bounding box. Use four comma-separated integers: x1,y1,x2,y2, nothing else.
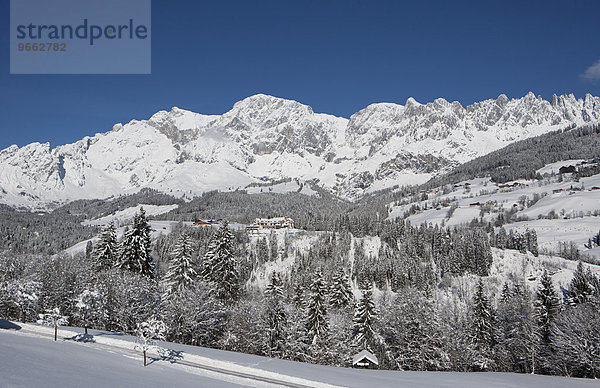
1,207,598,379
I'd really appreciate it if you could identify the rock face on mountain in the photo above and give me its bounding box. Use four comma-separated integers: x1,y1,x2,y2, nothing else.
1,92,599,208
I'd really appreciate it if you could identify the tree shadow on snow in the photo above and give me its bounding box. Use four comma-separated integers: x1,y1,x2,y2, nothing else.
148,348,184,365
69,333,96,343
94,332,126,337
0,320,21,330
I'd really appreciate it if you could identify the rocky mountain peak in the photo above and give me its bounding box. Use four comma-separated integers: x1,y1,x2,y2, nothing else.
1,92,599,209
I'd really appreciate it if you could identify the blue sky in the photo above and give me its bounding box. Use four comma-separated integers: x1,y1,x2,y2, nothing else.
2,0,600,150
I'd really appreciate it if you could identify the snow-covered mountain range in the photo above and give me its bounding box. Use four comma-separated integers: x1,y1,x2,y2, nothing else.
1,92,600,209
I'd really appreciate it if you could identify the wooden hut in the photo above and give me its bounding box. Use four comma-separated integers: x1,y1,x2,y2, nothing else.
352,349,378,369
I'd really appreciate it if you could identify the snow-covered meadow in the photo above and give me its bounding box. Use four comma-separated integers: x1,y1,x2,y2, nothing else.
388,160,600,258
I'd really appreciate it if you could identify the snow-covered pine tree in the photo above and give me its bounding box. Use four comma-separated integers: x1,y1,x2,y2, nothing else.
305,271,329,345
264,271,284,299
472,229,493,276
379,289,448,371
329,268,353,309
496,283,538,373
526,229,539,257
269,232,278,261
535,270,560,343
37,307,69,341
256,237,269,264
496,227,508,249
117,208,154,278
470,279,496,370
202,220,239,303
515,232,527,254
353,284,377,350
293,283,305,308
92,222,117,271
567,262,597,305
161,232,197,298
500,282,512,303
263,272,287,357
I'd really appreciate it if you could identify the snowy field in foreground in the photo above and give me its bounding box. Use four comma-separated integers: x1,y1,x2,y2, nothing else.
1,321,598,388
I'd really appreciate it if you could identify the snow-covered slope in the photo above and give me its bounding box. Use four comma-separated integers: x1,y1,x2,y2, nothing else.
82,204,180,227
2,93,600,209
388,160,600,259
2,322,597,388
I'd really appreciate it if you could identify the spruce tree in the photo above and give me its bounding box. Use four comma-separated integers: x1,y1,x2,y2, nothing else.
471,279,495,350
353,285,377,350
162,232,197,298
535,270,560,343
263,272,287,357
500,282,512,303
256,237,269,264
567,262,596,305
305,271,329,345
264,272,284,299
293,283,305,308
92,222,117,271
269,232,278,261
496,227,508,249
497,283,538,373
117,208,154,278
526,229,539,257
202,221,239,303
329,268,353,309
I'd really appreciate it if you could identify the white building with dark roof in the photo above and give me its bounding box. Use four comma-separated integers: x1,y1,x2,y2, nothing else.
247,217,294,232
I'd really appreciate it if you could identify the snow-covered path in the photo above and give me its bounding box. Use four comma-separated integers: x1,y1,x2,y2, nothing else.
0,327,251,388
0,321,339,388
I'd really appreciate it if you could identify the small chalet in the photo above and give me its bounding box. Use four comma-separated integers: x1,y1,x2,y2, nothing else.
591,186,600,191
469,202,481,207
352,349,378,369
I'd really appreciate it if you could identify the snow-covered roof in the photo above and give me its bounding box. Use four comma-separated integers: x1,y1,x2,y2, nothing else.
352,349,378,365
255,217,292,222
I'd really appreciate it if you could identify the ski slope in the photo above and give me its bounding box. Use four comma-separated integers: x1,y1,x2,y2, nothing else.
1,321,598,388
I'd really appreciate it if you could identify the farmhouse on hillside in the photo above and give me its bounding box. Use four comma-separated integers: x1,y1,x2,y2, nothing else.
246,217,294,233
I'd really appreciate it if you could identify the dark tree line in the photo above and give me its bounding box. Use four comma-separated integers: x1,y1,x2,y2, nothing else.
425,124,600,186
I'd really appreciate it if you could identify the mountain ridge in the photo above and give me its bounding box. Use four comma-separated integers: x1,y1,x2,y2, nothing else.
1,92,599,209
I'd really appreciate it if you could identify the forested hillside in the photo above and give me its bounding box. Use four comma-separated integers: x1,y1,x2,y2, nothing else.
2,207,599,378
425,124,600,187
